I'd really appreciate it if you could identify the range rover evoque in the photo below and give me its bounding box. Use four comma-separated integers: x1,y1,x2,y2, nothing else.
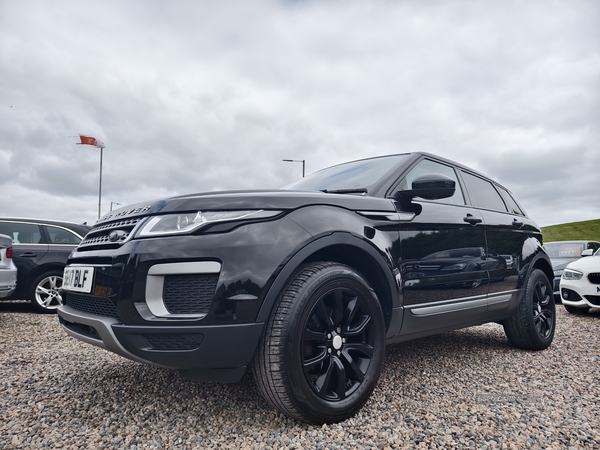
58,152,555,424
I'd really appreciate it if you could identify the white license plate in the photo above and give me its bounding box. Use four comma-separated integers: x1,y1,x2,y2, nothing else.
63,266,95,293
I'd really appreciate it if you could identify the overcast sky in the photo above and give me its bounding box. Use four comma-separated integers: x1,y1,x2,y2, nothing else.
1,0,598,227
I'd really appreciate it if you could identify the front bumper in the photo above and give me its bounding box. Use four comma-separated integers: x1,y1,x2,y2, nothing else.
58,305,264,382
559,279,600,309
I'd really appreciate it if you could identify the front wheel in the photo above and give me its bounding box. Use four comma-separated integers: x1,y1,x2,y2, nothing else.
503,269,555,350
29,271,64,313
253,262,386,424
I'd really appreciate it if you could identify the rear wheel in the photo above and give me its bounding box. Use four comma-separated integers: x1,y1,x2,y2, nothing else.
503,269,555,350
564,304,589,315
29,271,64,313
253,262,385,424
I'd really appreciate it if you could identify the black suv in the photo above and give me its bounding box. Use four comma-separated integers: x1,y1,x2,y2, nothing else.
58,153,554,424
0,218,91,312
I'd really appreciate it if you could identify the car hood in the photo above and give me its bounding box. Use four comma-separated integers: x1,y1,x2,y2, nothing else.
564,256,600,272
96,190,396,225
550,258,579,270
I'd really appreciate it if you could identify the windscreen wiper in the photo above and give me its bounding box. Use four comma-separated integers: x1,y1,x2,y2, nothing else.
319,188,368,194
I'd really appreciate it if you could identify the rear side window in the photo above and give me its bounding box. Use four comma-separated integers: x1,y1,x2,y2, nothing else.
496,186,524,216
46,226,82,244
461,172,507,212
0,222,43,244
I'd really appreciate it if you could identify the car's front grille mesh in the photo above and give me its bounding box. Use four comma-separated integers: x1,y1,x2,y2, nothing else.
142,334,203,351
78,218,142,251
65,293,120,321
583,295,600,306
587,273,600,285
163,274,218,314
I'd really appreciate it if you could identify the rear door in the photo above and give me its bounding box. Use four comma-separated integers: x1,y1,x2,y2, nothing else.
395,158,489,337
0,221,49,296
459,171,537,316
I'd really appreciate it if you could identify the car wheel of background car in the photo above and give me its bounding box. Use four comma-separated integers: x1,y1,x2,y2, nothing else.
252,262,386,424
564,304,589,315
29,270,64,313
503,269,555,350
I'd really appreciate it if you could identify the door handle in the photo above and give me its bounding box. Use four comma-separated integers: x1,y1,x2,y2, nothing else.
19,252,37,257
512,219,524,228
463,214,482,225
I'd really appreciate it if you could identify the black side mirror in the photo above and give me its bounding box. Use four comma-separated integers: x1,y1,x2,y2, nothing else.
396,173,456,201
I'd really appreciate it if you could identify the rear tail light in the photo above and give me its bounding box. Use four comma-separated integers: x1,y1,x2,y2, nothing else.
6,247,12,258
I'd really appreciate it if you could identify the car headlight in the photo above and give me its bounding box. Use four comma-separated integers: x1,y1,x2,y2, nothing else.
137,210,282,237
562,269,583,280
553,269,564,277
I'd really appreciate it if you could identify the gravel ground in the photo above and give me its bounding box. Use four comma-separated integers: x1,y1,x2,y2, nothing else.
1,301,598,449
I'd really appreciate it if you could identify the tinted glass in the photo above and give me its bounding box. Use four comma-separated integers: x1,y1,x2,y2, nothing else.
47,226,82,244
497,187,524,216
283,155,409,192
0,222,43,244
399,159,465,205
461,172,507,212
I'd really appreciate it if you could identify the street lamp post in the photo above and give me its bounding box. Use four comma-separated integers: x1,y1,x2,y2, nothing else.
76,135,106,220
110,202,121,211
282,159,305,177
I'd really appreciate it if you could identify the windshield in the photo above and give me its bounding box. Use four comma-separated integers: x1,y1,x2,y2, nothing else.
543,242,586,259
283,154,409,192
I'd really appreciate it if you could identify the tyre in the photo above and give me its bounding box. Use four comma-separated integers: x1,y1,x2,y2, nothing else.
564,304,589,315
503,269,555,350
253,262,385,424
29,271,64,313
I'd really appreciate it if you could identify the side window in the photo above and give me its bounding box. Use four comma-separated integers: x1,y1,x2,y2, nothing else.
0,222,43,244
496,186,524,216
461,171,508,212
46,226,82,244
400,159,465,205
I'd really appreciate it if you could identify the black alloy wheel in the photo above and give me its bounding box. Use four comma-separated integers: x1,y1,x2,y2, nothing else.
503,269,555,350
301,285,376,402
253,262,385,424
531,277,554,339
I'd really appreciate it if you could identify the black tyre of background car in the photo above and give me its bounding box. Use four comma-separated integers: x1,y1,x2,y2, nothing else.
253,262,386,424
503,269,555,350
29,270,64,313
564,304,589,315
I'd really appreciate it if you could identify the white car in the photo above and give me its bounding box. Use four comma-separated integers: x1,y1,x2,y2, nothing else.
0,234,17,298
560,248,600,314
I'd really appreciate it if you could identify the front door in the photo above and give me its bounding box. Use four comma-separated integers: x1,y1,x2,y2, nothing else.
395,158,488,337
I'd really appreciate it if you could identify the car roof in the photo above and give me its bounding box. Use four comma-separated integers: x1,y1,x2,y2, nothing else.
0,217,91,233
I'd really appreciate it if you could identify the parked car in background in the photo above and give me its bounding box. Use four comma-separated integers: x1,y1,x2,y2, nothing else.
560,247,600,314
0,218,91,312
0,234,18,298
58,152,554,424
543,240,600,299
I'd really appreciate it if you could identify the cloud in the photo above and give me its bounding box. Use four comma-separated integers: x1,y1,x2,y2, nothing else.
0,0,598,227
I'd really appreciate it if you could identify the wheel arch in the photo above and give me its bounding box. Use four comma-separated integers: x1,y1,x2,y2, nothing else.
530,255,553,289
256,232,398,330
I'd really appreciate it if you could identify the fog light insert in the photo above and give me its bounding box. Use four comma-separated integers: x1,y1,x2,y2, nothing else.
562,289,569,300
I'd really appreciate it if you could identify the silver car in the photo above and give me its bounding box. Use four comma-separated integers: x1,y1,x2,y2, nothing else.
0,234,17,298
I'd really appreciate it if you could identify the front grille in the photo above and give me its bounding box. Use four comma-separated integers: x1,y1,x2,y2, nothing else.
65,293,120,321
142,333,203,351
584,295,600,306
78,218,142,251
163,274,218,314
587,273,600,285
